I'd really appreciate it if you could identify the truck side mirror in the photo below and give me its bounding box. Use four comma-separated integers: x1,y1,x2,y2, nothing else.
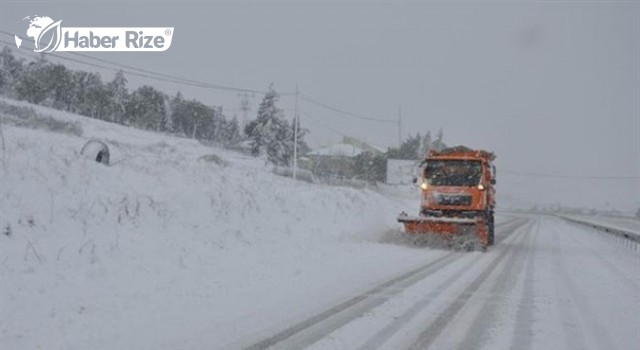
412,177,418,184
490,178,496,185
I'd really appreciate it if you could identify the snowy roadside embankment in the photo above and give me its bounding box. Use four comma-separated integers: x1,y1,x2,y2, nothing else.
559,214,639,234
0,99,436,349
557,214,640,243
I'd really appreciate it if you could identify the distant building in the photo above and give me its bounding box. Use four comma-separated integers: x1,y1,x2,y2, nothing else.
303,136,383,179
386,159,419,185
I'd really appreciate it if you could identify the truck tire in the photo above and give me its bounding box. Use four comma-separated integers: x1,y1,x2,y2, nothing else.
488,211,495,246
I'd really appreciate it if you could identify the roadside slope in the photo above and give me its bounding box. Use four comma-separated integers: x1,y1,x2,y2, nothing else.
0,99,433,350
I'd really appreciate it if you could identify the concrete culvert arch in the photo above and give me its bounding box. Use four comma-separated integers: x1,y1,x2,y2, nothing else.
81,140,110,165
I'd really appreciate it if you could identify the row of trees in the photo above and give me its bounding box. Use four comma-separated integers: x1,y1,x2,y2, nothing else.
0,46,449,176
0,48,244,145
0,47,309,165
386,129,446,160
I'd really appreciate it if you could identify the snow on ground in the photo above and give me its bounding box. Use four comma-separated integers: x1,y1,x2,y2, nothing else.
0,98,440,349
303,216,639,350
3,99,636,350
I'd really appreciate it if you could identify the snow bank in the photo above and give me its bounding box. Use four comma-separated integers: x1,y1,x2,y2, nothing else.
0,99,435,349
558,214,640,243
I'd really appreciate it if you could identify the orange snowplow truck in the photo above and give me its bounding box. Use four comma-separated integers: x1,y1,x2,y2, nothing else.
398,146,496,250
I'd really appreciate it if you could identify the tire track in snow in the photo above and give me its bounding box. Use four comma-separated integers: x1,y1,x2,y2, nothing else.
545,221,589,350
546,220,617,350
407,220,533,350
356,218,531,350
242,219,529,350
455,219,537,350
510,219,540,350
356,253,483,350
493,217,530,245
242,252,458,350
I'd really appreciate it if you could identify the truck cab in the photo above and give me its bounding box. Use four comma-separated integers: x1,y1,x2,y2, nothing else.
419,152,495,218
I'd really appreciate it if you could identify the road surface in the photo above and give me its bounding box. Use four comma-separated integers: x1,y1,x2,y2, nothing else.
241,216,640,350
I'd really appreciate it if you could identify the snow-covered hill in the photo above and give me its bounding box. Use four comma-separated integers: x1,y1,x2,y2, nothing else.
0,98,437,349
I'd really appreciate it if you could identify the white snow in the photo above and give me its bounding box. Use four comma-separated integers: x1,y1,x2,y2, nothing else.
305,217,640,350
1,98,638,350
0,98,436,349
560,214,639,236
308,143,364,157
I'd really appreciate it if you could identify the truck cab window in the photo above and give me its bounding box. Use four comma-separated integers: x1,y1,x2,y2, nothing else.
425,160,482,186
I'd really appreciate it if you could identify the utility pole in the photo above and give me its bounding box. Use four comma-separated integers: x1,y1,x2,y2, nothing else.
398,107,402,147
238,93,251,131
293,85,299,180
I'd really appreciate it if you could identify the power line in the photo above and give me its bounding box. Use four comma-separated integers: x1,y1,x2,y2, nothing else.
2,40,139,73
300,109,385,149
299,110,346,137
65,51,280,95
0,31,294,95
299,93,397,124
2,40,263,94
3,31,402,129
2,37,637,182
1,44,635,179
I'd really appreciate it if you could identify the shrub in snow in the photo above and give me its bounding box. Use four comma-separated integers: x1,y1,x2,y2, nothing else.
198,154,227,167
0,101,82,136
272,167,315,183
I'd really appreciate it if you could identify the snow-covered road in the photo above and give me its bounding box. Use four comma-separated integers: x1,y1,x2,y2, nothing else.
240,216,639,350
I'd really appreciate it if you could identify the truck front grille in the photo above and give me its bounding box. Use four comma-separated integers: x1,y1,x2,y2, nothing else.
434,194,472,206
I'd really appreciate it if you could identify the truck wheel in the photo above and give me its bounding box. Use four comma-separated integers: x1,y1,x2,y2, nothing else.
488,211,495,246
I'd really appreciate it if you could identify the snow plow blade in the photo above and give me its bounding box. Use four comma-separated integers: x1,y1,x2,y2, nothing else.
397,213,476,233
397,212,488,251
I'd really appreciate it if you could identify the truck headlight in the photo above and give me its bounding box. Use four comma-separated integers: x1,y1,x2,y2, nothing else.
421,182,428,190
478,184,485,190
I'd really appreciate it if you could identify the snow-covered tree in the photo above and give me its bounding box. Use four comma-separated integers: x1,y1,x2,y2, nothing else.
69,71,103,118
107,70,128,124
353,152,387,183
0,47,24,97
170,92,186,134
126,85,167,131
43,63,75,111
420,131,432,158
220,116,241,145
15,56,49,104
2,53,255,146
162,95,173,133
246,84,299,166
207,106,224,141
171,97,214,139
387,133,422,160
432,128,446,152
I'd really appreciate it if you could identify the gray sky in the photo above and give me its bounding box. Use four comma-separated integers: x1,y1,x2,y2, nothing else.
1,1,639,211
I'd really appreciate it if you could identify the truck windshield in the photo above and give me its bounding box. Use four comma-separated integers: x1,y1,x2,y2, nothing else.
425,160,482,186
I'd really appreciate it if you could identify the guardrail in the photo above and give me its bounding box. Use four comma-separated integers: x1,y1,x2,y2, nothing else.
558,215,640,244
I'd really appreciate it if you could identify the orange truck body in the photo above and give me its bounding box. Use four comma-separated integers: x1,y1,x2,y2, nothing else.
398,146,496,249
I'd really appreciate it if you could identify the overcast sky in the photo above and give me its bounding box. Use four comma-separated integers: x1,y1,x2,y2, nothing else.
1,1,639,210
